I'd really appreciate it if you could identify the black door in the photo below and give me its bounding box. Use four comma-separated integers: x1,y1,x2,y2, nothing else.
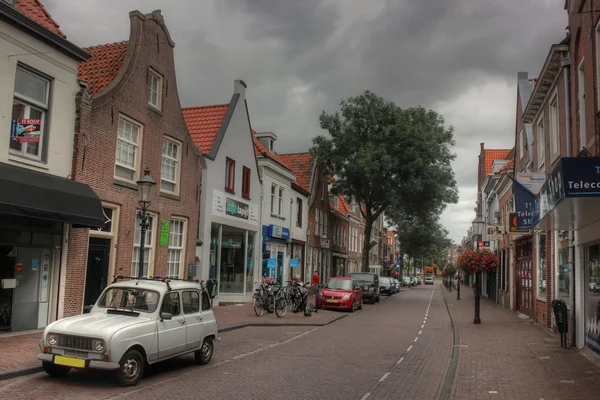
83,238,110,312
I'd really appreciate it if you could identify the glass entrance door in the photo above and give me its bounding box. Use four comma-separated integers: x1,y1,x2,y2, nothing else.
12,248,44,331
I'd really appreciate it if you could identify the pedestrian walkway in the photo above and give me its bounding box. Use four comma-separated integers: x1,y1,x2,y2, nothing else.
442,284,600,400
0,301,343,379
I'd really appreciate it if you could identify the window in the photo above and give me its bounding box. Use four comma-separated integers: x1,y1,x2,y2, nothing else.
519,129,524,159
321,179,325,200
201,291,211,311
558,247,570,307
536,117,545,168
549,94,559,157
578,59,586,150
115,116,142,182
322,210,328,236
182,291,200,314
536,232,547,300
242,167,251,199
333,224,337,246
9,66,50,161
148,69,162,110
161,138,181,194
225,157,235,192
132,213,155,277
271,184,277,214
296,198,303,227
167,219,186,278
315,209,320,236
278,187,284,216
161,292,180,316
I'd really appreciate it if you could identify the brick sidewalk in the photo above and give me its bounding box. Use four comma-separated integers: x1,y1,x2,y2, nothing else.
442,284,600,400
0,300,343,378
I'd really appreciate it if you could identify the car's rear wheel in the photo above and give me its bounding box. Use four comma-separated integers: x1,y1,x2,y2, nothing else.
195,337,214,365
376,295,380,302
42,361,70,377
115,349,144,387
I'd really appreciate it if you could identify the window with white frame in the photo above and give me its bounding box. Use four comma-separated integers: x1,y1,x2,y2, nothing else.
271,184,284,217
115,116,142,182
271,184,277,214
578,59,586,150
549,94,559,157
536,117,545,168
133,213,155,277
278,187,284,216
322,210,328,236
167,219,186,278
519,129,524,159
9,66,51,161
315,209,320,236
161,137,181,194
148,69,163,110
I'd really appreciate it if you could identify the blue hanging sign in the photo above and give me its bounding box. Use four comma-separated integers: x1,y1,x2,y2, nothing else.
267,258,277,270
290,258,299,269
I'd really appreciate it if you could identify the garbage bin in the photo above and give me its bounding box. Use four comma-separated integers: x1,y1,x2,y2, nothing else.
551,299,568,348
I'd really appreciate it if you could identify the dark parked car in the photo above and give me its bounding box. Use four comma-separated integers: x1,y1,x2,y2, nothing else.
349,272,380,304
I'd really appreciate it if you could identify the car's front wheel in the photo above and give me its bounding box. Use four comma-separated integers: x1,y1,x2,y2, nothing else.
115,349,145,387
195,337,214,365
42,361,70,377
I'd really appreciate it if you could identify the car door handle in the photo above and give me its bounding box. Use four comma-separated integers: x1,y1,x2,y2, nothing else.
196,316,203,321
178,320,185,325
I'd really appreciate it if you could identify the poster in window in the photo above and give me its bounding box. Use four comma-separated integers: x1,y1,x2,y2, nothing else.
10,118,41,143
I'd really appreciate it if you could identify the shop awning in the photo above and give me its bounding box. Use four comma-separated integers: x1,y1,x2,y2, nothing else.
0,162,104,228
534,157,600,231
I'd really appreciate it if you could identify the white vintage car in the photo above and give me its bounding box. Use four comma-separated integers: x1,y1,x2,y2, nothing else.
37,277,219,386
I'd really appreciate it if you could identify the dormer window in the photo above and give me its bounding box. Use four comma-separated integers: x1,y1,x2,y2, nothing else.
268,140,274,153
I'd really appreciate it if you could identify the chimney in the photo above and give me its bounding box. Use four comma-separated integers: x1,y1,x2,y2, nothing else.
234,79,247,99
480,143,484,151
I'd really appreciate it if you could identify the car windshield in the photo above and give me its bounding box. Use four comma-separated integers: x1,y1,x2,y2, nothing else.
97,287,160,313
325,279,354,290
350,273,374,283
380,277,389,284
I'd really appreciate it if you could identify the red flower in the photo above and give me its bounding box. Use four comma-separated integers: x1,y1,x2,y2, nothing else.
457,248,499,274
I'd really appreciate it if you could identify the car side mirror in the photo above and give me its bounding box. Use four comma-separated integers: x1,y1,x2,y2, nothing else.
160,312,172,321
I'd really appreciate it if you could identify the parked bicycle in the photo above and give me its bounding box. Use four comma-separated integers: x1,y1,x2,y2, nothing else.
253,278,277,317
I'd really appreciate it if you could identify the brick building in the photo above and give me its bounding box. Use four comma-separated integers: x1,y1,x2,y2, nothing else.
346,200,365,274
495,156,515,311
329,195,350,277
279,152,332,282
63,10,203,316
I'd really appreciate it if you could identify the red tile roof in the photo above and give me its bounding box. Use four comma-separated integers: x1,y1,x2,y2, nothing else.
77,41,129,96
16,0,66,38
338,196,351,215
484,149,512,175
496,157,514,174
182,104,230,154
253,134,292,170
278,152,315,193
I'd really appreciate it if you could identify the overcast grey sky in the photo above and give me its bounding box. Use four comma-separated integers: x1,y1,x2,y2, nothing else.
45,0,567,243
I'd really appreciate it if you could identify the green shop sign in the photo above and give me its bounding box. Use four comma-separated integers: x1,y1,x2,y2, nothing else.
160,220,170,247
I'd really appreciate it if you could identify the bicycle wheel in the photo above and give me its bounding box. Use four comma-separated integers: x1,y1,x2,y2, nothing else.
253,297,264,317
267,294,275,313
275,297,288,318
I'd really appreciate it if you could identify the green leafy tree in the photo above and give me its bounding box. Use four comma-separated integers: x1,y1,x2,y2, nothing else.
312,91,458,271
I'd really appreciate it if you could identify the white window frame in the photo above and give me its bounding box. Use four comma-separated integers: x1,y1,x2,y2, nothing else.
536,231,547,301
578,58,586,150
132,212,158,278
167,218,187,279
271,184,277,214
519,129,524,159
148,68,163,110
115,115,143,183
536,115,545,169
548,92,559,160
9,65,51,162
161,136,182,195
278,187,284,216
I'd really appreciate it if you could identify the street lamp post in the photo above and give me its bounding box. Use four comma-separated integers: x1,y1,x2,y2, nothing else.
471,215,485,324
457,246,462,300
136,169,156,278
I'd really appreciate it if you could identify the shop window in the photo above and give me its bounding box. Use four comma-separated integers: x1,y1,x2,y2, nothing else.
225,158,235,192
536,232,546,299
242,167,251,199
558,247,570,306
209,223,220,281
167,218,186,278
245,232,255,293
219,226,246,293
586,244,600,352
161,137,181,194
9,65,51,162
115,116,142,182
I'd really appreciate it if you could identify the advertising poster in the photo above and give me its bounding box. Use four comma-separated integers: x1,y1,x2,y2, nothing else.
10,118,41,143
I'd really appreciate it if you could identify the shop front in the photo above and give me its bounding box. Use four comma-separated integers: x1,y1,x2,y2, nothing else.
333,253,347,277
204,189,260,305
290,241,305,281
533,157,600,353
0,163,104,332
261,224,290,286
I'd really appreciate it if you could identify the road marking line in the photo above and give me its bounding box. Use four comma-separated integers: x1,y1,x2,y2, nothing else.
379,372,390,382
360,393,371,400
418,330,422,335
414,337,418,342
421,324,424,329
407,345,413,352
397,357,404,364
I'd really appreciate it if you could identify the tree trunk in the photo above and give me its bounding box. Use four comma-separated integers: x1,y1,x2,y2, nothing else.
361,217,374,272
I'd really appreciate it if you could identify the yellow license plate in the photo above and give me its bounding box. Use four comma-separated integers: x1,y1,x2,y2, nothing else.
54,355,86,368
326,299,339,303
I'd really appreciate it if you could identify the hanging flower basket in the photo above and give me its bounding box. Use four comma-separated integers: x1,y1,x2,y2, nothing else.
443,265,457,276
457,248,499,274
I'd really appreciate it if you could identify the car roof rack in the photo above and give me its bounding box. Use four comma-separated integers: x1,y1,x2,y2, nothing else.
112,275,205,292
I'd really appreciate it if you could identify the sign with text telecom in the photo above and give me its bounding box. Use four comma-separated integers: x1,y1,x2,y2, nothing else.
512,173,545,230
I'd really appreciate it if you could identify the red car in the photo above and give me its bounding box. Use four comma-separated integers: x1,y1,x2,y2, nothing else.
317,277,363,312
